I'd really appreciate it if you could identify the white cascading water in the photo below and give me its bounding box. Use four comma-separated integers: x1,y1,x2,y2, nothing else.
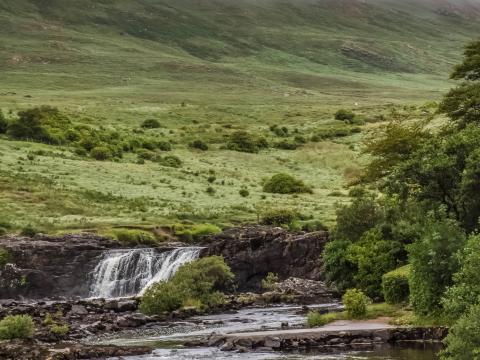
89,247,202,298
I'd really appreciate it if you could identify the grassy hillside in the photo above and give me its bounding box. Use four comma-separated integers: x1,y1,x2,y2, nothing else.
0,0,478,234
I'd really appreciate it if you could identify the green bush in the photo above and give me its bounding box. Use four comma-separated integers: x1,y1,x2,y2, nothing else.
408,217,466,316
261,208,299,227
382,265,411,305
114,229,157,246
342,289,371,319
156,141,172,151
137,149,156,160
443,234,480,320
50,323,69,336
261,272,279,290
441,303,480,360
263,173,312,194
275,140,301,150
90,146,112,161
190,139,209,151
158,155,182,168
140,256,234,315
335,109,356,122
227,131,268,153
141,119,161,129
307,311,340,327
0,315,35,340
20,225,38,237
239,189,249,198
0,110,8,134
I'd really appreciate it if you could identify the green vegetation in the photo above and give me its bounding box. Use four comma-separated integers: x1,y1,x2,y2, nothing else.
141,119,162,129
227,131,268,154
260,208,299,227
382,265,410,305
261,272,279,291
174,223,222,243
335,109,356,122
263,174,312,195
342,289,371,319
0,315,34,340
140,256,234,315
113,229,158,246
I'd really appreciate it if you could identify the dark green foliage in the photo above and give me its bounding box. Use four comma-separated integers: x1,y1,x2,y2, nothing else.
382,265,410,305
207,175,216,183
140,256,234,315
333,191,381,242
239,188,249,197
347,228,403,299
408,216,466,316
323,239,357,293
263,173,312,194
141,119,161,129
261,208,299,226
156,141,172,151
0,110,8,134
0,315,35,340
342,289,370,319
20,225,38,237
137,149,156,161
7,106,69,144
158,155,182,168
335,109,356,122
190,139,209,151
451,40,480,81
90,146,112,161
227,131,268,153
443,234,480,321
441,303,480,360
270,125,289,137
275,140,301,150
206,186,216,195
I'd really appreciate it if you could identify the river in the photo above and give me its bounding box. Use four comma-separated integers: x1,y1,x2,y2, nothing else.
91,304,439,360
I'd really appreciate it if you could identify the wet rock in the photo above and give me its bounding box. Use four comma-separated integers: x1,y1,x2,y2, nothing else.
264,336,281,349
70,305,88,316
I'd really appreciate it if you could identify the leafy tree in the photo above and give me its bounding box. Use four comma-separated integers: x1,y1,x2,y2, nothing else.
323,239,357,292
408,216,466,316
441,303,480,360
443,234,480,321
439,40,480,128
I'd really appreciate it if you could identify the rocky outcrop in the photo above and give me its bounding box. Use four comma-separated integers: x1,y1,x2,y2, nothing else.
204,226,328,291
0,233,178,300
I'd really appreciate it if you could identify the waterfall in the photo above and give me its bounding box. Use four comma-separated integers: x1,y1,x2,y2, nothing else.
89,247,202,298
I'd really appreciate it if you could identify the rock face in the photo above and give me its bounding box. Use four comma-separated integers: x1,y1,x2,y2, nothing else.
204,226,329,291
0,233,120,299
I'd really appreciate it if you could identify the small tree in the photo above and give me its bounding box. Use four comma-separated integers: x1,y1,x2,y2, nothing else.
342,289,370,319
263,174,312,194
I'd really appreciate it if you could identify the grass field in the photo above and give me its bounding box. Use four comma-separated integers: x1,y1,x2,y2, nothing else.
0,0,479,233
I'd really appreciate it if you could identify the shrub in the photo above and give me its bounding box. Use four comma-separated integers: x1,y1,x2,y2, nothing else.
190,140,209,151
227,131,268,153
50,324,69,336
156,141,172,151
239,189,250,198
207,176,216,184
206,186,216,195
90,146,112,161
20,225,38,237
0,315,35,340
382,265,411,305
0,227,6,236
159,155,182,168
261,272,279,290
114,229,157,246
342,289,370,319
323,239,357,293
335,109,356,122
261,208,299,226
275,140,301,150
263,174,312,194
408,217,466,316
0,247,11,268
443,234,480,320
141,119,161,129
0,110,8,134
140,256,234,315
441,303,480,360
137,149,156,160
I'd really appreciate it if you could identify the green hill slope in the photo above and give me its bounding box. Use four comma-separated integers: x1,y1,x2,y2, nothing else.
0,0,479,233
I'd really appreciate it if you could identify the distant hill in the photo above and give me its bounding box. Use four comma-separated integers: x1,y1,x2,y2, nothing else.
1,0,480,105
